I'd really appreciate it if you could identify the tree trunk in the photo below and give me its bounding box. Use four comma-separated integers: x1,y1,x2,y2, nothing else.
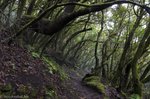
6,1,150,43
93,12,104,76
112,10,143,88
131,18,150,96
26,0,37,15
17,0,26,18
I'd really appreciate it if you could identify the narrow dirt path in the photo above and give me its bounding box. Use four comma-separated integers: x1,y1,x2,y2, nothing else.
62,68,104,99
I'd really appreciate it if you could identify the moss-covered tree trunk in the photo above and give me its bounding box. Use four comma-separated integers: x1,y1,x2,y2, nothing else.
130,18,150,96
112,10,143,89
93,12,104,76
17,0,26,18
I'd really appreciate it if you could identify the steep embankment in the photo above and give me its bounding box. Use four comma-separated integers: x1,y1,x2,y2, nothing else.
0,31,64,98
0,30,120,99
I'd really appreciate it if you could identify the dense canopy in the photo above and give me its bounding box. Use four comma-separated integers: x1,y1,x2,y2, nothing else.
0,0,150,99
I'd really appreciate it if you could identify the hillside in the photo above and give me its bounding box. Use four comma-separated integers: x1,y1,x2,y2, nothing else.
0,30,122,99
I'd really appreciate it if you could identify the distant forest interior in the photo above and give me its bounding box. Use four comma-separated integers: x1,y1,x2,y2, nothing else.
0,0,150,99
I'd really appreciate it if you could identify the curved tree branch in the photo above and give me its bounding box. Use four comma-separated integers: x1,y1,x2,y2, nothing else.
3,0,150,43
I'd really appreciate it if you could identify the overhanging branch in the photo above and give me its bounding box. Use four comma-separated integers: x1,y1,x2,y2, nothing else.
2,0,150,43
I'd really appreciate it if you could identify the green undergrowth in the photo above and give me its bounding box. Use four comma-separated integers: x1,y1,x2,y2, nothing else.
129,94,141,99
0,83,58,98
0,83,13,96
45,85,58,99
31,51,68,80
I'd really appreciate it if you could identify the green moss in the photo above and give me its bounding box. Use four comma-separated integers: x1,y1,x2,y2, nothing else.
84,76,100,82
42,56,68,80
31,51,40,58
0,83,13,96
46,89,57,99
45,86,58,99
31,51,68,80
17,84,38,98
1,83,12,92
42,57,57,74
83,76,105,94
86,80,105,93
17,84,28,94
130,94,141,99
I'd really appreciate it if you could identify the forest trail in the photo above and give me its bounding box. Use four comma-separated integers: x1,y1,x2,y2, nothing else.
0,0,150,99
44,50,121,99
38,50,120,99
58,63,121,99
62,68,104,99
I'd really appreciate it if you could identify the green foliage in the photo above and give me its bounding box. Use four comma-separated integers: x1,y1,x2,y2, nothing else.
0,83,13,96
45,88,57,99
130,94,141,99
1,0,150,98
31,51,40,58
118,6,127,15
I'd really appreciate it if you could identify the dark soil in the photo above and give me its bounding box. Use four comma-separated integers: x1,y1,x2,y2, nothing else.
0,30,120,99
0,31,62,98
59,67,121,99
